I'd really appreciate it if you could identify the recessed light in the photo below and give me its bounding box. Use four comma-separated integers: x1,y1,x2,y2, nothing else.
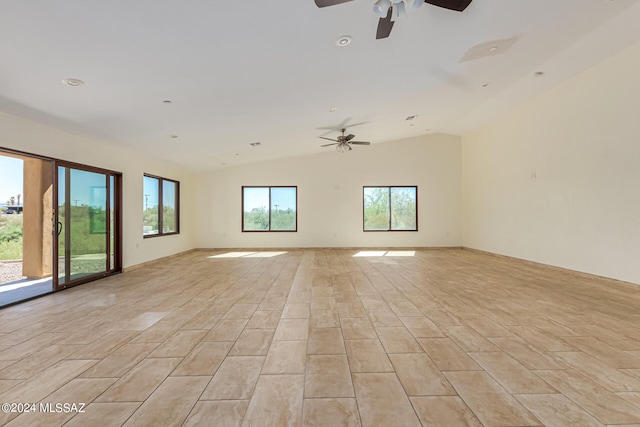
329,107,338,113
249,142,261,147
169,134,178,139
482,83,490,88
534,71,545,78
62,78,85,87
163,100,173,104
335,35,352,47
460,36,518,62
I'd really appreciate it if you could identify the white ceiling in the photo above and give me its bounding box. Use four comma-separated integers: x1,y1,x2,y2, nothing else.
2,0,640,171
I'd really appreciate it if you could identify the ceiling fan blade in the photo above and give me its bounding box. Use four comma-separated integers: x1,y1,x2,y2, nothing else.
350,141,371,145
316,120,369,133
376,8,394,40
321,142,339,147
314,0,354,7
344,134,356,141
320,137,338,142
425,0,472,12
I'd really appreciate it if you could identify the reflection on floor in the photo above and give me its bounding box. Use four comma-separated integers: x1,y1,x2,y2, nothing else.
353,250,416,257
0,276,52,307
208,251,288,259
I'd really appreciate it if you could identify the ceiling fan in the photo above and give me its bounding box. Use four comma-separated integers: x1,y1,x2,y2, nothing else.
314,0,473,39
320,128,371,152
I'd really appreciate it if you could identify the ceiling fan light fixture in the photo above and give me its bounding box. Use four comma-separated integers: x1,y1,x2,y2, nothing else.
373,0,391,18
336,143,351,153
394,1,406,19
320,128,369,151
410,0,424,10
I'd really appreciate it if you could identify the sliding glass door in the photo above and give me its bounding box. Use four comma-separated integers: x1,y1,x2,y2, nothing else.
54,162,121,290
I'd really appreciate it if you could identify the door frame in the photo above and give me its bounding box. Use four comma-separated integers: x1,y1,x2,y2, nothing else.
52,160,122,291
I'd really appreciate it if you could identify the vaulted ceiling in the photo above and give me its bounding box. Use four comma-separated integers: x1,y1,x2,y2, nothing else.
2,0,640,171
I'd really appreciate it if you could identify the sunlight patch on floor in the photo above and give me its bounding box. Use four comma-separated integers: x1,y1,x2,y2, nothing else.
244,252,288,258
352,251,387,257
208,251,287,259
0,277,51,293
353,250,415,257
385,251,415,257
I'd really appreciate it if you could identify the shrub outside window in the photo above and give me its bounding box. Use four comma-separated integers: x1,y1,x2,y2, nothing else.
363,186,417,231
242,186,297,232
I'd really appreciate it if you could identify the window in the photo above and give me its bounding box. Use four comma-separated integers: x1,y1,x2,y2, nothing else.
363,186,417,231
242,186,297,232
143,174,179,237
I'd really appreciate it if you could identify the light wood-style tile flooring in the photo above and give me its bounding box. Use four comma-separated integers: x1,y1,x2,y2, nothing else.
1,248,640,426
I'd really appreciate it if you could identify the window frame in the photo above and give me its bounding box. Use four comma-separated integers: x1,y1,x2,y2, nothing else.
242,186,298,232
363,186,418,232
143,173,180,238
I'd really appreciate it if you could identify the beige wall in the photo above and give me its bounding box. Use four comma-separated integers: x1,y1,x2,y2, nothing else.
194,133,462,249
462,41,640,284
0,111,196,269
5,40,640,285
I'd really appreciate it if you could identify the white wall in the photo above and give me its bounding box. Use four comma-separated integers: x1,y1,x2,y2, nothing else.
462,41,640,284
0,111,196,268
195,134,461,249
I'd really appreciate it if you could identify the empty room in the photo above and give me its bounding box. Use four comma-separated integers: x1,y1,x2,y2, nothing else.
1,0,640,426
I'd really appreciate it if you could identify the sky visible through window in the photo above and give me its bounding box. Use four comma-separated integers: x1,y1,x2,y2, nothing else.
270,187,296,212
57,168,106,207
243,187,296,212
143,176,159,210
163,180,176,208
0,155,23,205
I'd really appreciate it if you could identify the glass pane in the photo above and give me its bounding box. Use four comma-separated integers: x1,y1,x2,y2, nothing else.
162,180,177,233
68,169,108,280
391,187,417,230
271,187,296,231
162,181,178,233
364,187,390,231
57,167,66,285
243,187,270,230
110,175,115,270
143,176,159,235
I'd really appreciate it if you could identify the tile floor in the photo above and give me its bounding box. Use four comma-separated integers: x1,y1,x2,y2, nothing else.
1,248,640,426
